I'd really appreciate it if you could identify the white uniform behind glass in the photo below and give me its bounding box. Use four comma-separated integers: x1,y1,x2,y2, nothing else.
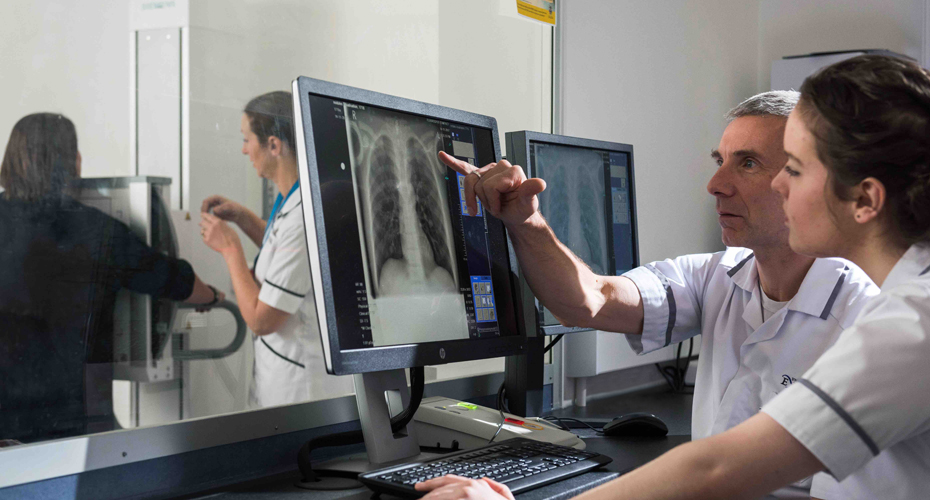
250,190,354,407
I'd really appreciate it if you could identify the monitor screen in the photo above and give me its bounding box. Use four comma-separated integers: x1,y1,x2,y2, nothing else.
294,78,525,374
506,132,638,332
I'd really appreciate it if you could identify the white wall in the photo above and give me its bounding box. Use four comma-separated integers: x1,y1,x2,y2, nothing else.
758,0,926,91
560,0,758,269
0,1,130,178
438,1,552,154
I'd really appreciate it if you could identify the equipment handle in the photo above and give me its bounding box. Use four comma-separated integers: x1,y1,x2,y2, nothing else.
172,300,247,360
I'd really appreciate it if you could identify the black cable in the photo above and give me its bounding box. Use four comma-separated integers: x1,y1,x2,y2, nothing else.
488,382,507,443
681,337,695,393
658,338,696,393
488,332,564,439
655,362,678,392
297,366,425,483
543,334,564,355
675,337,695,392
541,416,603,434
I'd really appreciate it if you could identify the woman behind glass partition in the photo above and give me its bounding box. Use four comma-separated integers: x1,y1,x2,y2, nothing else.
199,91,353,408
0,113,224,445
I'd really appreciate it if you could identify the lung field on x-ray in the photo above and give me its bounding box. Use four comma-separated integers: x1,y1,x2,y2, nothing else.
535,145,609,275
351,111,458,299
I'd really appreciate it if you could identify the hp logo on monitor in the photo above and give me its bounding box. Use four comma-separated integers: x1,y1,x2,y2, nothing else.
439,348,446,360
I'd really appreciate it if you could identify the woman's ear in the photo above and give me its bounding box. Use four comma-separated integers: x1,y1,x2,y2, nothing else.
267,136,282,157
852,177,887,224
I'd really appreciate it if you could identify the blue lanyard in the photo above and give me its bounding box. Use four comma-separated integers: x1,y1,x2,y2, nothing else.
262,181,299,246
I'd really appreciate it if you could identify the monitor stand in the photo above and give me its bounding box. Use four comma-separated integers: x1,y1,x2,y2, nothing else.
354,369,420,463
297,368,427,490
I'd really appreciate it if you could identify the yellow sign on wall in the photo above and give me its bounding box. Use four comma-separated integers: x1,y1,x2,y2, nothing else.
515,0,556,26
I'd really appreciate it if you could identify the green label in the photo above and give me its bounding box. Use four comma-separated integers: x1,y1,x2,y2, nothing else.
456,402,478,410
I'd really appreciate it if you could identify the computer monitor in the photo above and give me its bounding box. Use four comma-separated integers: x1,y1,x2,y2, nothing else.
506,131,639,336
292,77,528,465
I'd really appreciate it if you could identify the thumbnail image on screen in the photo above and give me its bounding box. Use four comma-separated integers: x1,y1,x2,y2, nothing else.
306,93,510,350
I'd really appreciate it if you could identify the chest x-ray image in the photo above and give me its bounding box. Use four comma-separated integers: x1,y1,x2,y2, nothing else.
534,144,610,276
346,106,468,346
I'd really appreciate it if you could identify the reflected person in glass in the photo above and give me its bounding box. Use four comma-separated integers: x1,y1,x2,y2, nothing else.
199,91,353,408
0,113,223,445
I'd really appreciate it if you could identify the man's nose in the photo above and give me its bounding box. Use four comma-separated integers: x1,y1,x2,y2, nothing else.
707,166,734,197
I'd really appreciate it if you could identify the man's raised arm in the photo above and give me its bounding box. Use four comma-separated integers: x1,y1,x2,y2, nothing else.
438,152,644,334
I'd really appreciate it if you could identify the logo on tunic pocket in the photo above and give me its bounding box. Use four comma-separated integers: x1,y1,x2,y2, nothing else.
780,374,797,387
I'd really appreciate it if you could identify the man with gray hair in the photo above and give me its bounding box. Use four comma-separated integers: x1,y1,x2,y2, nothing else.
437,91,877,498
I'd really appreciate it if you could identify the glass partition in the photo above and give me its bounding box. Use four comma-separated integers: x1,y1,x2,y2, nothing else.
0,0,551,466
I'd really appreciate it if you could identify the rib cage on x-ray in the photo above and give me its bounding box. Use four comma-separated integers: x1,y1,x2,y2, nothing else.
536,146,609,275
351,115,457,298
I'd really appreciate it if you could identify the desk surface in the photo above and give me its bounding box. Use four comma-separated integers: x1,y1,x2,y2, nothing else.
196,389,692,500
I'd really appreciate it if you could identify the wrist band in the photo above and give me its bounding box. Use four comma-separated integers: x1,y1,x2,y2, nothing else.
206,285,220,306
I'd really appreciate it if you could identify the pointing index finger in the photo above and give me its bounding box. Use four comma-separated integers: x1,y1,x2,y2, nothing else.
438,151,477,175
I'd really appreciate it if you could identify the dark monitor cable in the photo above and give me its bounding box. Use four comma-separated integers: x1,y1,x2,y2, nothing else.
656,337,694,394
543,334,564,355
489,333,565,442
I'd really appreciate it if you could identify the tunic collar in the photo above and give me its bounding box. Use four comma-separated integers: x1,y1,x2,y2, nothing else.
725,248,852,319
277,186,302,217
883,244,930,290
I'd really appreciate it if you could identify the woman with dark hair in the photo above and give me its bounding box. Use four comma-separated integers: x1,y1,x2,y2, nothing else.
0,113,222,444
416,55,930,499
199,91,352,408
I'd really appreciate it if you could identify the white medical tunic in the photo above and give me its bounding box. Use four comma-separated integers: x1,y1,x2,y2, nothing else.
764,244,930,500
623,247,877,498
250,191,354,408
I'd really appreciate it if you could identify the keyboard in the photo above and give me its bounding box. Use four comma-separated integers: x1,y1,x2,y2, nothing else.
358,438,612,498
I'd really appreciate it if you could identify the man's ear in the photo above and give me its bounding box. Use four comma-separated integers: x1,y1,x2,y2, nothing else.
852,177,887,224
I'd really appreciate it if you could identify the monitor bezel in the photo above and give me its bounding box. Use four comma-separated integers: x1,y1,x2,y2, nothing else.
505,130,640,336
293,76,527,375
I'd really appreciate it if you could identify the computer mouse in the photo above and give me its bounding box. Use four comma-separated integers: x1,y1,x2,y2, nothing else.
601,413,669,437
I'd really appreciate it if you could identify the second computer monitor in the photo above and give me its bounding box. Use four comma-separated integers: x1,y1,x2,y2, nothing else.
506,131,639,335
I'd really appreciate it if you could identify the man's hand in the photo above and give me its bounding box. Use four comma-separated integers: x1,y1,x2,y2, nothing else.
201,195,245,224
438,152,546,227
416,475,514,500
200,212,242,257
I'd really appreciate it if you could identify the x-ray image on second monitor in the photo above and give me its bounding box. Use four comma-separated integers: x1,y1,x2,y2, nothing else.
346,105,468,347
534,143,610,275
